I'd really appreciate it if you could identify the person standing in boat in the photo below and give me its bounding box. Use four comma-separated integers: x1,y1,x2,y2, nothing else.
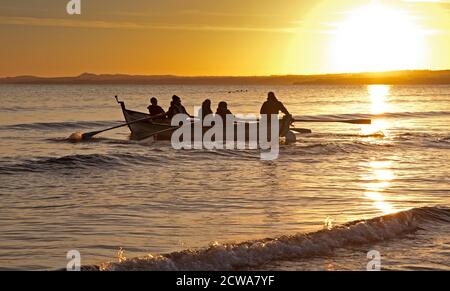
147,97,166,119
198,99,213,121
260,92,292,140
167,95,193,119
260,92,291,118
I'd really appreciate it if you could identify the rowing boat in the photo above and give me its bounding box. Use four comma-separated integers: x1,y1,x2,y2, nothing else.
75,98,369,143
116,98,300,142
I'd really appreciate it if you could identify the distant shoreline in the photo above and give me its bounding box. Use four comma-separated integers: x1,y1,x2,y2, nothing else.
1,70,449,85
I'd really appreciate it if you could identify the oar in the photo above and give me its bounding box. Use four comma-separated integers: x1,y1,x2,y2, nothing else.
77,112,167,141
294,119,372,125
235,116,371,125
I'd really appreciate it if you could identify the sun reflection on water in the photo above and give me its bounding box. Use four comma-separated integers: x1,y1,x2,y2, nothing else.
369,85,390,115
363,159,397,215
361,85,391,136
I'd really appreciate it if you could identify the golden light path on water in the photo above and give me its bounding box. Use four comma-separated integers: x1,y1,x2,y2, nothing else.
362,85,396,215
364,160,397,215
361,85,391,135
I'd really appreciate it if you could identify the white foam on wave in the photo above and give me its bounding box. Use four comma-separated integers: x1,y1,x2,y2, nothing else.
89,206,449,271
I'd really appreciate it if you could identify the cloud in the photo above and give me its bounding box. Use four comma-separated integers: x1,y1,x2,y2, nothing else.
178,9,285,18
0,16,143,29
0,16,297,33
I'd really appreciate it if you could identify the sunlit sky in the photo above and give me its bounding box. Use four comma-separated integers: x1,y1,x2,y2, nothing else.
0,0,449,77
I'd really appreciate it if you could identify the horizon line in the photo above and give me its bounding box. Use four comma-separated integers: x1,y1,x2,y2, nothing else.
2,68,450,79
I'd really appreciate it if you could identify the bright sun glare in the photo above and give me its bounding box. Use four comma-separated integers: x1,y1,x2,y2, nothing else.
331,3,426,73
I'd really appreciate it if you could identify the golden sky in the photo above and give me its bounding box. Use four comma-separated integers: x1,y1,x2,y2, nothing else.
0,0,449,77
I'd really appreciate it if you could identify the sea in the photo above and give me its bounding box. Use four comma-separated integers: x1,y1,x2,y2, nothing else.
0,84,449,271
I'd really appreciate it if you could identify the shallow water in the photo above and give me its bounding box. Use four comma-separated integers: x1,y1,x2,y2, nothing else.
0,84,449,270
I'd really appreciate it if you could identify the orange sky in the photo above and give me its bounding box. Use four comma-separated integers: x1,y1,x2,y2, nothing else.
0,0,449,77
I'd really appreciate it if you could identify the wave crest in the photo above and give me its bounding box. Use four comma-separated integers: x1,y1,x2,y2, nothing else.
0,153,162,174
87,206,449,271
0,120,119,131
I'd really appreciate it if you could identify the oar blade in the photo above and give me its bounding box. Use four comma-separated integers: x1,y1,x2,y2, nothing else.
348,119,372,125
290,128,312,134
293,119,372,125
81,130,102,141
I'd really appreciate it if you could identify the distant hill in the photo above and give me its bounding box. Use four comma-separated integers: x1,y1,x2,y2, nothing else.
1,70,449,85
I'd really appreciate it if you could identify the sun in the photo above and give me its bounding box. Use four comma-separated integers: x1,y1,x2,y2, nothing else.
330,3,427,73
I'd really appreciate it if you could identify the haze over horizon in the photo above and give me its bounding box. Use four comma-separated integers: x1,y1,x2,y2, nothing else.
1,0,450,77
2,69,450,79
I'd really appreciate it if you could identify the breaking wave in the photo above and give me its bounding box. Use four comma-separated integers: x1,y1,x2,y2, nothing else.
85,206,450,271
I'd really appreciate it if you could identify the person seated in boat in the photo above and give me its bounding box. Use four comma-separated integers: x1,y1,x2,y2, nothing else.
147,97,166,119
260,92,291,119
216,101,233,123
198,99,213,120
167,95,193,120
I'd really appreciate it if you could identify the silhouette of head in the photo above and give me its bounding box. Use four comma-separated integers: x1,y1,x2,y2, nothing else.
268,92,277,102
203,99,211,108
150,97,158,105
172,95,181,103
218,101,228,110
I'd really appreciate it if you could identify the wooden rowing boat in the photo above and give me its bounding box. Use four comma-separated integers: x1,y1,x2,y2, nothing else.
116,98,299,142
75,97,368,142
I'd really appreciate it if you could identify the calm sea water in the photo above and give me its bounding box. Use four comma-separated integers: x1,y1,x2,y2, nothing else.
0,84,449,271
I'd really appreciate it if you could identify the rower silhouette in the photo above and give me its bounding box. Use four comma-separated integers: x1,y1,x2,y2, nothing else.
199,99,213,120
216,101,233,123
147,97,165,119
260,92,292,140
260,92,291,118
167,95,192,119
